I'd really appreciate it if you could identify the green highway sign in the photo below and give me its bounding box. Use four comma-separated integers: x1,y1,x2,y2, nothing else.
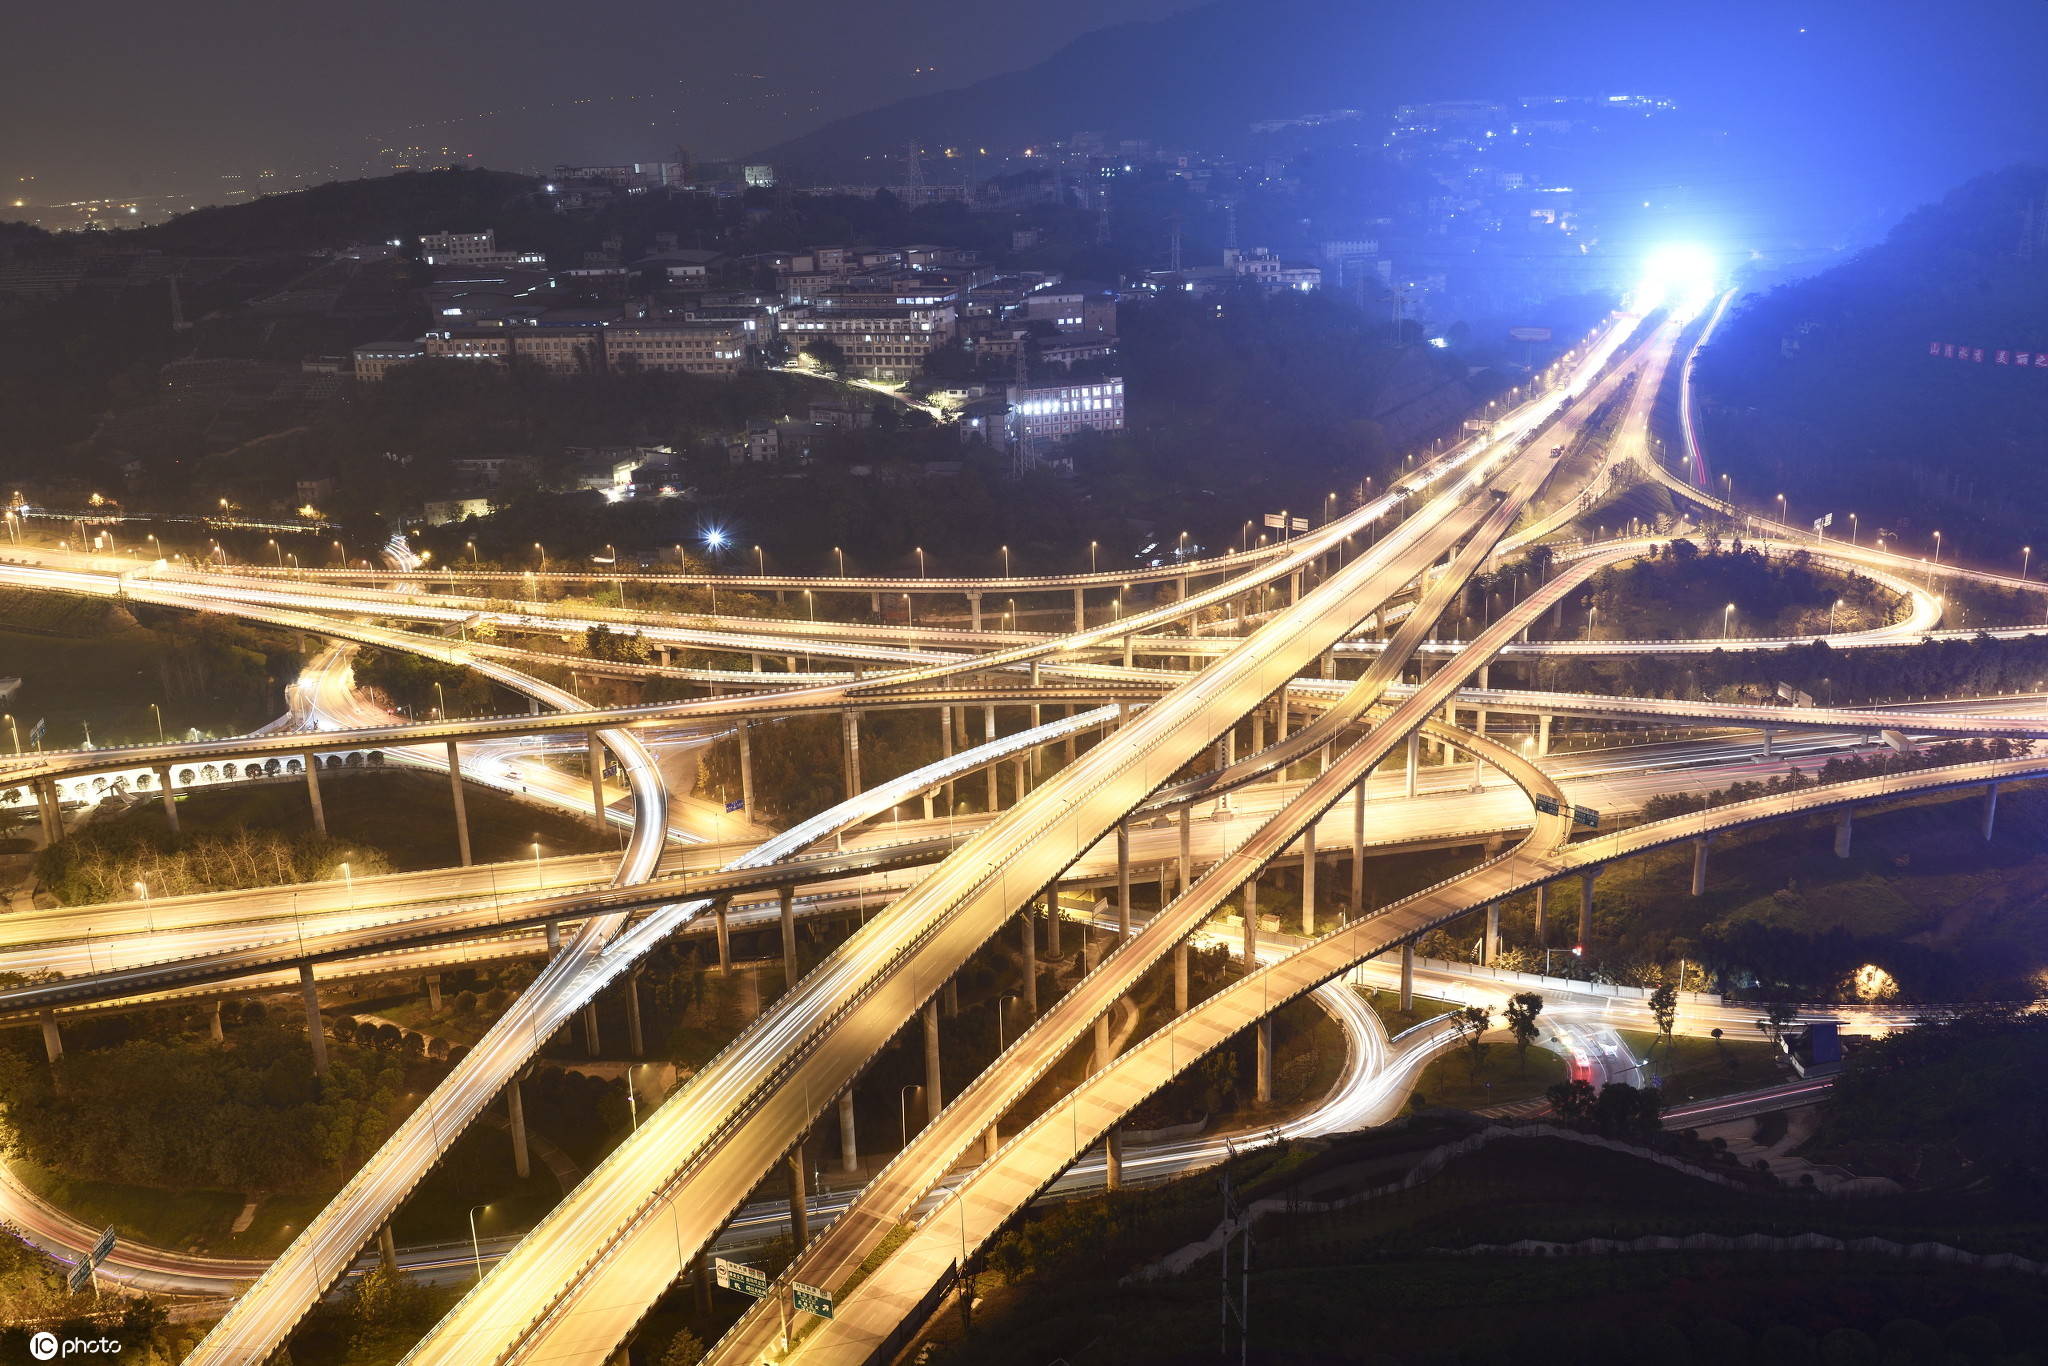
1572,805,1600,828
91,1226,118,1264
714,1257,768,1299
67,1259,94,1295
793,1280,835,1318
1533,794,1559,815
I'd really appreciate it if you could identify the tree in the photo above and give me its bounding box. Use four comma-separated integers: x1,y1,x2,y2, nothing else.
1589,1082,1664,1140
660,1328,707,1366
1503,992,1544,1075
1648,983,1678,1055
1451,1005,1491,1085
802,338,849,375
1755,1000,1798,1047
1545,1078,1598,1123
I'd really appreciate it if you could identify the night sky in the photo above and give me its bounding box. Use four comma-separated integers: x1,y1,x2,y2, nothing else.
2,0,1197,203
7,0,2048,240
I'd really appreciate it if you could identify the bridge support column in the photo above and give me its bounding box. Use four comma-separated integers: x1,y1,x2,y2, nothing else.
787,1145,811,1251
1116,819,1132,942
943,977,958,1017
1534,883,1548,942
1073,587,1085,632
1045,891,1061,958
1762,727,1775,757
300,964,328,1078
1013,755,1029,807
156,767,179,834
586,733,608,832
779,886,798,987
426,973,442,1012
1173,940,1191,1014
838,1087,860,1173
1984,782,2001,841
446,740,472,867
1351,774,1368,918
1300,820,1317,935
304,754,325,834
1484,903,1500,965
922,999,943,1127
1276,686,1290,742
1093,1011,1112,1073
1835,807,1854,859
984,705,998,811
1022,908,1039,1017
1692,837,1713,896
626,967,644,1057
1400,943,1414,1011
968,592,981,632
714,896,731,974
1242,876,1258,967
209,1000,224,1042
694,1249,713,1313
1252,707,1264,752
1579,870,1597,945
1404,730,1420,798
1255,1018,1273,1105
36,779,60,845
1105,1126,1123,1190
1538,714,1552,758
582,1001,601,1057
507,1075,530,1179
841,711,862,799
39,1010,61,1064
939,706,954,813
378,1224,397,1271
737,720,754,818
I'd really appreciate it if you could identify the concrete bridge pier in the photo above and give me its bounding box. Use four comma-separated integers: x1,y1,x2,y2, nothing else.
1116,819,1132,941
1242,875,1258,966
1692,836,1713,895
713,896,731,974
1021,908,1039,1017
625,967,644,1057
1835,807,1854,859
838,1087,860,1174
1400,943,1414,1011
1254,1018,1274,1105
1044,891,1061,959
303,753,325,834
1405,730,1420,798
1533,882,1549,941
841,711,862,799
787,1145,810,1251
1984,782,2001,840
967,592,982,631
156,766,179,834
1350,774,1368,918
446,740,472,866
1105,1126,1124,1190
922,998,943,1128
586,733,608,832
984,706,998,811
939,706,954,813
581,1002,601,1056
1578,870,1597,945
1538,714,1553,758
507,1075,531,1179
1483,902,1500,965
737,720,754,817
780,886,798,987
1300,821,1318,934
300,964,328,1078
1073,586,1086,632
39,1009,61,1064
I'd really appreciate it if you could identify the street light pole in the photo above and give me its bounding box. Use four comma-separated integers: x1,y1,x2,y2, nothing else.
467,1204,490,1284
150,703,164,743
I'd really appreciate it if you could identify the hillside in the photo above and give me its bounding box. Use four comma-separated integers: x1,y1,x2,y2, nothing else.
750,0,2048,252
126,167,539,255
1693,165,2048,562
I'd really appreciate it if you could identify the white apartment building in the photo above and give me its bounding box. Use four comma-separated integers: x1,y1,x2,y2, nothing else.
1006,378,1125,445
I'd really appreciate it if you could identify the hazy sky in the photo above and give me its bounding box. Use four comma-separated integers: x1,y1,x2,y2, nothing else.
3,0,1199,202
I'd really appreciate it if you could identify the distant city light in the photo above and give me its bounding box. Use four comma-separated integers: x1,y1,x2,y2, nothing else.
702,528,729,549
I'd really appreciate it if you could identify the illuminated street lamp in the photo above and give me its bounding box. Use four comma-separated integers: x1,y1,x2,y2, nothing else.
754,544,765,575
1723,603,1735,638
2026,546,2034,580
149,703,164,743
1848,512,1858,545
1932,530,1942,564
1089,540,1098,573
534,542,547,570
1000,544,1010,576
269,538,282,566
833,546,845,576
915,546,926,578
1829,599,1842,634
532,840,543,889
468,1205,491,1285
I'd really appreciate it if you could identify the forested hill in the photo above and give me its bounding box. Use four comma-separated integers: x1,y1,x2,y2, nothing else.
131,167,539,255
1693,166,2048,562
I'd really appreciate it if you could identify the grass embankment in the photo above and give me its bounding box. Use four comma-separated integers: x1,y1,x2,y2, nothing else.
1412,1035,1571,1110
890,1122,2048,1366
40,767,616,904
0,589,304,746
1617,1029,1786,1105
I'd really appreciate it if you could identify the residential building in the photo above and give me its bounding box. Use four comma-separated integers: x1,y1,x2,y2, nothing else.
352,340,424,383
1024,280,1117,334
780,304,956,380
601,319,751,375
1006,378,1124,447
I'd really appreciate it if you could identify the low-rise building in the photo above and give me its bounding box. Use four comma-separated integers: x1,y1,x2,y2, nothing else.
601,320,751,375
1024,280,1117,334
353,340,425,383
1006,378,1125,448
781,304,956,380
